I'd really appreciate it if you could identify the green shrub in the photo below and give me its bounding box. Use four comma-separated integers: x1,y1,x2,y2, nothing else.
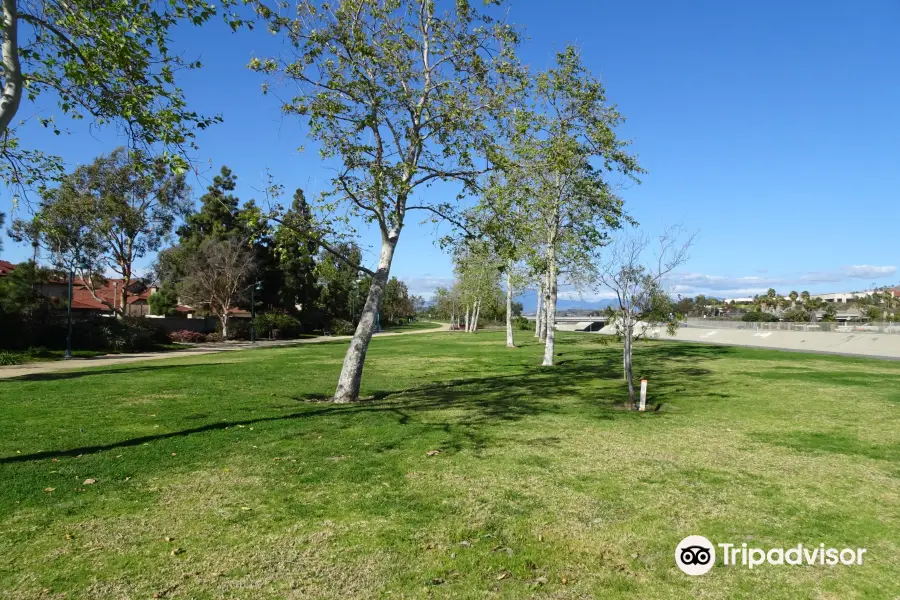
205,332,224,343
331,319,355,335
226,319,251,340
255,313,303,339
0,351,23,365
514,316,532,330
741,311,779,322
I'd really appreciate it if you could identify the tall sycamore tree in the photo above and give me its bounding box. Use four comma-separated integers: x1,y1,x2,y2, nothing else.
517,47,642,366
0,0,245,191
251,0,522,402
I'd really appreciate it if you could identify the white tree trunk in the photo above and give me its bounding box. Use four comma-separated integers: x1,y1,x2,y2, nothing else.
623,314,636,409
505,268,515,348
464,304,470,332
472,299,481,333
332,233,398,403
220,313,230,339
535,279,544,339
0,0,23,136
542,250,558,366
540,272,550,342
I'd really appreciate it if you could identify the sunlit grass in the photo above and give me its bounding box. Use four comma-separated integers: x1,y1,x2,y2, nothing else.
0,332,898,598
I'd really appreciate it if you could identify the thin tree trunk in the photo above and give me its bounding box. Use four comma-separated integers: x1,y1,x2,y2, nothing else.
0,0,23,136
120,273,130,318
542,250,558,366
220,313,230,339
332,233,397,403
464,304,470,332
473,298,481,333
624,317,636,409
535,279,544,339
540,272,550,342
505,268,515,348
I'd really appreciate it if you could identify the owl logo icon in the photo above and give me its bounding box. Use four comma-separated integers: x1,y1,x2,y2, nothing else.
675,536,716,575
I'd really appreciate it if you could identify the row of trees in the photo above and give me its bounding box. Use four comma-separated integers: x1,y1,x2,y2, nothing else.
2,0,677,408
750,288,899,322
10,153,421,338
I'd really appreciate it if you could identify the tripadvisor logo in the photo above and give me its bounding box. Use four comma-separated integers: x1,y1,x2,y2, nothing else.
675,535,716,575
675,536,867,575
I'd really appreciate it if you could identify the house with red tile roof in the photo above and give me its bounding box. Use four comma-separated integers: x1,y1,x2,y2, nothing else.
0,260,15,276
1,262,160,316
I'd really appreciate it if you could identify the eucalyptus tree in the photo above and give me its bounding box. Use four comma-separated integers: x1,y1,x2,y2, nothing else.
12,148,190,314
0,0,245,192
515,46,641,366
250,0,522,402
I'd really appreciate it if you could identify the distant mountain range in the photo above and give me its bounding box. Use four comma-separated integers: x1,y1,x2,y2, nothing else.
521,297,617,314
422,295,617,314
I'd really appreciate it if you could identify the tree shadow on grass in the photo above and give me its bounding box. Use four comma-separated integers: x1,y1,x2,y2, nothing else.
0,363,229,383
0,344,725,464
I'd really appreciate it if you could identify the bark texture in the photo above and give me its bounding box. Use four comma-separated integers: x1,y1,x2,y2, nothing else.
332,233,397,403
535,279,544,339
623,317,636,408
542,251,558,366
0,0,22,135
505,269,515,347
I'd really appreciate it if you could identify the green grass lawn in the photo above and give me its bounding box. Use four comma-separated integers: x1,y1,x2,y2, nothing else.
380,320,442,332
1,331,898,599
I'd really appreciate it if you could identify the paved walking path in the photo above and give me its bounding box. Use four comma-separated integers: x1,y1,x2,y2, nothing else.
0,323,450,380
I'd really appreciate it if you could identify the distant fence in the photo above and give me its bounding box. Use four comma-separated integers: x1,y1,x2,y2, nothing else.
145,316,218,333
683,318,900,335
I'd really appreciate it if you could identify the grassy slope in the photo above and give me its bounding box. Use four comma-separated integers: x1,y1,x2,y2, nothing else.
0,332,898,599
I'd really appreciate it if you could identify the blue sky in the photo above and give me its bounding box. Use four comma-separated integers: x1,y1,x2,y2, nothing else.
2,0,898,305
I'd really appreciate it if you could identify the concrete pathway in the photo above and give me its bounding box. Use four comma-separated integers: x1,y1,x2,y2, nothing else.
0,323,450,380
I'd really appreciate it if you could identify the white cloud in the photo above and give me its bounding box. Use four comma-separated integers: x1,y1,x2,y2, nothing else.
664,265,897,298
844,265,896,279
398,264,897,301
397,275,454,298
557,289,618,301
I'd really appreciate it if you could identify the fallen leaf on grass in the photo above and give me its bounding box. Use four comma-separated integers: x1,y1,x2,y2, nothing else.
496,571,510,581
164,536,174,542
426,449,441,456
43,487,55,493
170,548,185,556
82,478,96,485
